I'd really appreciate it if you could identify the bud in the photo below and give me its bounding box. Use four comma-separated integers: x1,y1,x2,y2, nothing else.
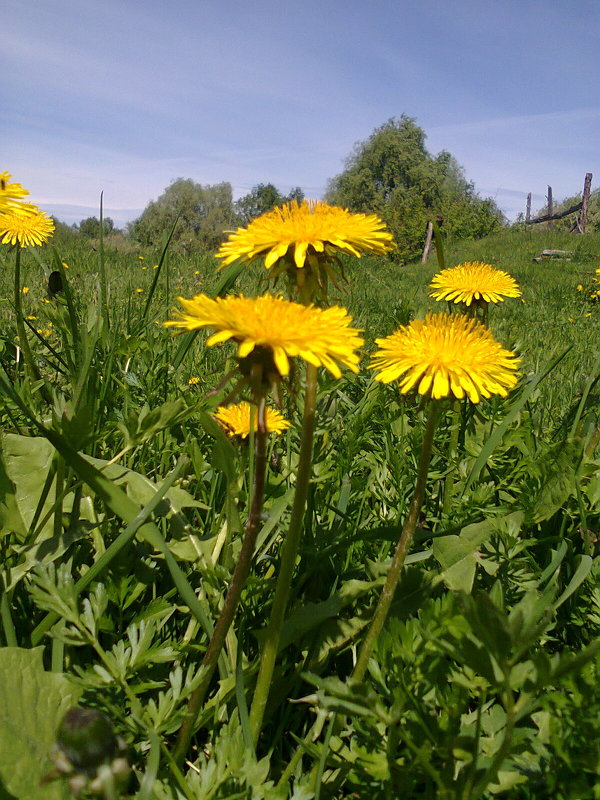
56,708,118,773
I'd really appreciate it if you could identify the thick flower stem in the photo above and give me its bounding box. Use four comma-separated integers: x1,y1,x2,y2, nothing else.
441,400,461,519
249,362,318,744
172,389,269,768
352,401,439,684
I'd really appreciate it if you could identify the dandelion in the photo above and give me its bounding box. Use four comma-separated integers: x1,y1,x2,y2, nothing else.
135,288,143,293
370,312,520,403
153,264,159,269
188,376,201,386
429,261,521,306
165,293,363,380
21,286,30,294
214,402,290,438
577,284,584,292
216,199,394,301
26,315,36,320
0,171,37,216
62,262,69,269
0,208,55,247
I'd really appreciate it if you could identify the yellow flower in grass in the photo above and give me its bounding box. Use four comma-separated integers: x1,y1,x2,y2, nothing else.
0,171,38,216
370,313,520,403
214,401,291,438
0,208,55,247
165,293,363,379
429,261,521,305
217,200,394,295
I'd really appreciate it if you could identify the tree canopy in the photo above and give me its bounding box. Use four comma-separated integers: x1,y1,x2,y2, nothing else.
234,183,304,223
325,116,504,262
129,179,236,253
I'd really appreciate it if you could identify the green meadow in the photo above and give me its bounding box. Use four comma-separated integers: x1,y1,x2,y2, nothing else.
0,224,599,799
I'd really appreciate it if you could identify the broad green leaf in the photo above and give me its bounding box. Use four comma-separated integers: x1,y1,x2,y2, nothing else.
0,647,82,800
432,514,522,592
0,434,56,537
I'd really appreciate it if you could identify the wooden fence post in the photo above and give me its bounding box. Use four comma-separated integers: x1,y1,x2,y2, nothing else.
577,172,593,233
525,193,531,224
421,222,434,264
547,186,553,229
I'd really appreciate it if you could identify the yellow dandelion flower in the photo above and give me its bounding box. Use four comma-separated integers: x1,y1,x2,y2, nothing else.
0,208,55,247
577,284,584,292
429,262,521,306
370,312,520,403
153,264,159,269
62,262,69,269
26,315,37,320
22,286,30,294
138,256,144,260
188,376,201,385
135,288,143,293
0,171,38,216
214,401,291,438
165,293,363,379
217,199,394,271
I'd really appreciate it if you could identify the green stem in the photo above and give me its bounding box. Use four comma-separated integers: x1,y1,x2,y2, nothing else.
441,400,461,519
352,401,439,683
0,591,17,647
172,388,270,767
249,362,318,744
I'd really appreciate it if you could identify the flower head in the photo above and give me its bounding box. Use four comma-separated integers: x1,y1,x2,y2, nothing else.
0,208,55,247
214,401,291,438
429,262,521,306
165,293,363,379
218,200,394,269
370,312,520,403
217,200,394,300
0,171,38,216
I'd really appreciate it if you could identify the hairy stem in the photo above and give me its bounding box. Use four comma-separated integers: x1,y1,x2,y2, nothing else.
249,362,318,744
172,389,269,767
352,401,439,683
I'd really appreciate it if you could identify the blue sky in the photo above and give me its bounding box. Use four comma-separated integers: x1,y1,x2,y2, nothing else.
5,0,600,227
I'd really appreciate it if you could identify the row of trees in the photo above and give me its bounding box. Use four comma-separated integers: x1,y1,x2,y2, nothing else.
73,117,506,260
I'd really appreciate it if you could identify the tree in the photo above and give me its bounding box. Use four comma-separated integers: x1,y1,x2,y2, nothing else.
235,184,305,223
129,179,235,253
78,216,115,238
326,116,504,262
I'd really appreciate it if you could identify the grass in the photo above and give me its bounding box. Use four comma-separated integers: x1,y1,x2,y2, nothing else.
0,223,598,800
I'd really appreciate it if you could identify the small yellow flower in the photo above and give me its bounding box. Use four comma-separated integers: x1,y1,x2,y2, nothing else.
41,297,50,304
22,286,30,294
214,401,290,438
62,262,69,269
166,293,363,379
136,288,143,293
370,312,520,403
26,315,37,320
153,264,159,269
188,377,201,385
194,270,200,275
141,266,148,270
0,208,55,247
138,256,144,260
577,284,583,292
430,262,521,306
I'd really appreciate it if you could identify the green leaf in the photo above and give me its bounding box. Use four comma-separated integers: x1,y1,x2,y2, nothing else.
433,514,522,592
0,434,55,537
0,647,82,799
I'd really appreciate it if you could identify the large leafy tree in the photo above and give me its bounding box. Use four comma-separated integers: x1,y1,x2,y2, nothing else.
235,183,305,223
326,116,504,262
129,179,236,253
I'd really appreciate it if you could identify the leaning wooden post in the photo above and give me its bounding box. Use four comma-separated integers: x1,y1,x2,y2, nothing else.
547,186,553,229
525,193,531,224
421,221,434,264
577,173,593,233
